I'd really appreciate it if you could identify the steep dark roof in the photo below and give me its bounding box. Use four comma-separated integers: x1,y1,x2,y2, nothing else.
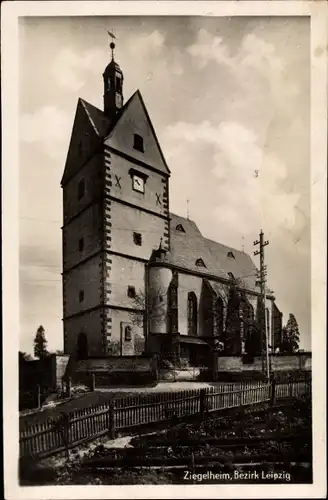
79,92,170,175
168,213,261,292
79,97,135,139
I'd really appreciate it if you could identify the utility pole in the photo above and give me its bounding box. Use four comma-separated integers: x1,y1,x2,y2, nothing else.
254,230,270,380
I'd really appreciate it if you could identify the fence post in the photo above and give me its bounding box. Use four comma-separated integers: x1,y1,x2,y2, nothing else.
270,373,276,407
288,375,293,398
199,389,206,419
108,402,116,439
91,373,96,392
37,384,41,409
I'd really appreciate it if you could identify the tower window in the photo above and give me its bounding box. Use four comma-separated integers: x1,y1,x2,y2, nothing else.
116,75,122,92
79,290,84,302
195,258,206,268
227,251,235,259
133,232,142,246
133,134,144,153
187,292,198,336
127,286,136,298
78,238,84,252
78,178,85,201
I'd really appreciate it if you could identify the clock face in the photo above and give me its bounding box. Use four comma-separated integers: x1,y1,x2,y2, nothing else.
132,175,145,193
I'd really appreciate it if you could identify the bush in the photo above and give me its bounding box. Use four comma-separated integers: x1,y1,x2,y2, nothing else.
19,458,58,485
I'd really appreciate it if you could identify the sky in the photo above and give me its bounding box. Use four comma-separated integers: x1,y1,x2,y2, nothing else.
19,15,310,354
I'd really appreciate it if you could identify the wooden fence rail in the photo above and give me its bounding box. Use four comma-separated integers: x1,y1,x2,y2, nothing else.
19,378,311,460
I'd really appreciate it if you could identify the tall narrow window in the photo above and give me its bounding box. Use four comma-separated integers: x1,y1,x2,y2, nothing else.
78,178,85,200
76,332,88,360
167,283,178,334
78,238,84,252
116,76,122,92
79,290,84,303
133,134,144,153
215,297,224,338
187,292,198,336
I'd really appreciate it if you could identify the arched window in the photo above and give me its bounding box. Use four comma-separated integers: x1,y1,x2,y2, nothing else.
76,332,88,360
167,283,178,334
187,292,198,336
215,297,224,338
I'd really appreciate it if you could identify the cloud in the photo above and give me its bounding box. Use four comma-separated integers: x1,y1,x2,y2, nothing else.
51,31,168,93
20,106,71,158
51,47,106,92
164,120,300,237
188,30,299,107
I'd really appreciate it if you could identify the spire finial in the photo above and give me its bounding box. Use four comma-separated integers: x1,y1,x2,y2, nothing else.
186,199,190,220
107,30,117,60
159,237,163,250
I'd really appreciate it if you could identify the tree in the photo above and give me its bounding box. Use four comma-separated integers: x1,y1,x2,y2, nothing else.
129,286,166,328
33,325,49,359
211,277,262,356
19,351,33,362
280,313,300,353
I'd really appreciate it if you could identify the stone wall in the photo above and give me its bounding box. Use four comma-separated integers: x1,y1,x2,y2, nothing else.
71,355,157,386
217,352,312,373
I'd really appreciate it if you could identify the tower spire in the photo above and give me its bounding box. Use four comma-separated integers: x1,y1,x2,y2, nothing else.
107,30,116,60
103,30,123,119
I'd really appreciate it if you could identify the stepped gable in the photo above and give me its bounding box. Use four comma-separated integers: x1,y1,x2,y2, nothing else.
168,213,261,292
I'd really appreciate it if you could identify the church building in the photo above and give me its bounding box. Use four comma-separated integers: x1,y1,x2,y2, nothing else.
61,42,282,364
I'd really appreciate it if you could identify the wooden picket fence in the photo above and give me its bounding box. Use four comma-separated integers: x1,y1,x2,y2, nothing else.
19,377,311,461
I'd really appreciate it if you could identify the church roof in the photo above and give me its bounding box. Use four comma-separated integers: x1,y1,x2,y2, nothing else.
79,93,170,175
168,213,262,293
80,99,111,138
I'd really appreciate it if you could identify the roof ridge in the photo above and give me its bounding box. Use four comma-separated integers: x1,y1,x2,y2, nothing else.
103,90,139,141
79,98,102,137
205,237,246,255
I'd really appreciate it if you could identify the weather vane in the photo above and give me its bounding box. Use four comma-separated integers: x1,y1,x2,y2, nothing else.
107,30,117,60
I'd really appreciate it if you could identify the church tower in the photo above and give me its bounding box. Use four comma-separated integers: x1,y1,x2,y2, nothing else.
103,41,124,119
61,39,170,357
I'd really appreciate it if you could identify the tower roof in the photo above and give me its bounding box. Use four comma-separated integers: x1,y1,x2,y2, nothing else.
103,58,123,75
